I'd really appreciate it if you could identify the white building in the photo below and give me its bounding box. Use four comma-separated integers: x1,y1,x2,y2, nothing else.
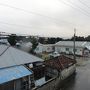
34,43,54,54
55,41,90,56
16,41,32,52
0,39,9,45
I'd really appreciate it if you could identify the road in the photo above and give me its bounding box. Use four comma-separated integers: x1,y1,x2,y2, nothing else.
59,57,90,90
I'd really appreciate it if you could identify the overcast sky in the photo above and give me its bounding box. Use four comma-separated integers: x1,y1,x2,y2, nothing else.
0,0,90,38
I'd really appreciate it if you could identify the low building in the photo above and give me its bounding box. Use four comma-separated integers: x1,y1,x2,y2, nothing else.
16,41,32,52
0,44,44,90
55,41,90,56
0,65,33,90
0,39,9,45
34,43,54,54
44,55,76,79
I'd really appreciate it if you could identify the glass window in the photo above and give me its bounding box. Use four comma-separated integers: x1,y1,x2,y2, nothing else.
66,48,69,51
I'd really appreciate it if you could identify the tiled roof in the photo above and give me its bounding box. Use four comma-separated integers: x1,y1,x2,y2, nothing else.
44,55,76,71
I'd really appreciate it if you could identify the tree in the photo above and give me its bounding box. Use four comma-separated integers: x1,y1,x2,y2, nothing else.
70,36,85,41
30,37,38,54
8,34,17,46
56,37,63,42
38,37,45,44
85,35,90,41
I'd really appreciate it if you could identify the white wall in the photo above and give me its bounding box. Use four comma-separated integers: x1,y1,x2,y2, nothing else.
61,64,76,80
35,45,43,54
43,46,53,53
20,43,32,52
35,45,54,54
55,46,83,56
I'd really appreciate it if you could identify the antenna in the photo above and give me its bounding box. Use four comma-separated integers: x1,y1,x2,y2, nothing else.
74,28,76,60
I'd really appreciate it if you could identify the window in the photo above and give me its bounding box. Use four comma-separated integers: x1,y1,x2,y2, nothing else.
73,49,77,52
66,48,69,51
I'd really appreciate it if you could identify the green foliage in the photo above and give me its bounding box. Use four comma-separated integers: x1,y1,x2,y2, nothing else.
8,34,17,46
30,37,38,53
38,37,63,44
71,36,85,41
85,35,90,41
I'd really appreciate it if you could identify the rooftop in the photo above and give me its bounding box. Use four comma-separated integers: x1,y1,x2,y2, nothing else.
0,44,43,68
44,55,76,71
55,41,88,48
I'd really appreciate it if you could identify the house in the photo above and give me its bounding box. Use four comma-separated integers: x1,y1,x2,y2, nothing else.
0,39,9,45
44,55,76,79
16,41,32,52
34,43,54,54
0,44,43,68
0,65,33,90
55,41,90,56
28,61,45,80
0,44,44,90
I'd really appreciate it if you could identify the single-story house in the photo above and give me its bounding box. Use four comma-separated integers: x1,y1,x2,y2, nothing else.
44,55,76,79
0,39,9,45
34,43,55,54
55,41,90,56
0,65,33,90
16,41,32,52
0,44,44,90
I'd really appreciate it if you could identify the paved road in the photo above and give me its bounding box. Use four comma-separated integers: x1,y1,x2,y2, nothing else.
59,58,90,90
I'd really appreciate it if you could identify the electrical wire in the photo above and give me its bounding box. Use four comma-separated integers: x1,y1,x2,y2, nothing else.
58,0,90,17
0,2,80,26
0,1,89,31
78,0,90,9
0,21,37,29
0,3,69,23
0,1,89,37
67,0,90,15
0,46,10,56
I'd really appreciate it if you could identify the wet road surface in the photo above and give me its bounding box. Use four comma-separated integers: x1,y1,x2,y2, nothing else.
59,58,90,90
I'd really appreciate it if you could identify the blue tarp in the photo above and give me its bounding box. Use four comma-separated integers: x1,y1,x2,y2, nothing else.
0,65,32,84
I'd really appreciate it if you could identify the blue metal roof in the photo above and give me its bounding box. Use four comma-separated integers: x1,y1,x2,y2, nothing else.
0,65,32,84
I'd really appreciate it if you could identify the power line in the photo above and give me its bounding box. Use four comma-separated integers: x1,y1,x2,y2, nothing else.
0,3,64,22
0,46,10,56
78,0,90,9
67,0,90,15
0,1,89,36
58,0,90,17
0,21,36,29
0,3,76,25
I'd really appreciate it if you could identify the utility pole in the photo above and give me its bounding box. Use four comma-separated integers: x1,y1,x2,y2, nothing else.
74,28,76,60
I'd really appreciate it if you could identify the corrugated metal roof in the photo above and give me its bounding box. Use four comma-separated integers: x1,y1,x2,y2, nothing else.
55,41,87,48
38,43,55,47
0,44,43,68
0,65,32,84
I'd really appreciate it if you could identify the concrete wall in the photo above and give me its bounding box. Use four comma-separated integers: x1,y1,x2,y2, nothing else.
32,64,76,90
32,77,60,90
61,64,76,80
